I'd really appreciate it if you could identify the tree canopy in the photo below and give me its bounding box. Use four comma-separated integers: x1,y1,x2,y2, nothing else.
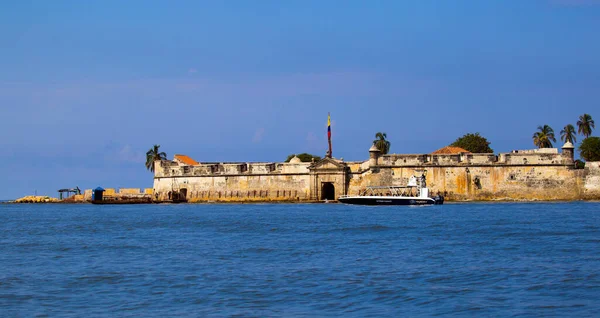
285,153,322,163
577,113,595,139
579,137,600,162
560,124,577,144
450,133,493,153
146,144,167,172
373,132,391,154
532,125,556,148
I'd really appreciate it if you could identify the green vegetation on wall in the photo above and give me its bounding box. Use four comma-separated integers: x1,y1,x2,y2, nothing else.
285,153,322,163
574,159,585,169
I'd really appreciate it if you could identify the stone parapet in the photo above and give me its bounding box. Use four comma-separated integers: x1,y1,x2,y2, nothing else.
156,160,310,178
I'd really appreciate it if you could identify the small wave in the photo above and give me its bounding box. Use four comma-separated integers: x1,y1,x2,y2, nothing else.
14,242,42,248
536,231,579,236
106,244,144,250
583,239,600,243
0,277,23,288
74,273,125,285
527,304,586,309
337,225,392,232
355,240,385,245
526,284,547,291
0,293,34,301
240,247,275,254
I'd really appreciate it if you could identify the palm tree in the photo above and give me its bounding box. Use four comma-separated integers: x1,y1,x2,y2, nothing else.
560,124,577,144
146,144,167,172
577,113,595,139
532,125,556,148
373,132,391,154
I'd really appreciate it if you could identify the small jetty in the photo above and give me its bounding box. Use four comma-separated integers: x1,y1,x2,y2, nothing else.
10,186,154,204
13,196,60,203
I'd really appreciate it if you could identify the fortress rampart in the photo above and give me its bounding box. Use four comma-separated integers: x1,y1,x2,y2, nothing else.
152,144,600,202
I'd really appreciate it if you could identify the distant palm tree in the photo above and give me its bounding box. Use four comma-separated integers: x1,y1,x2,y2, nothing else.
532,125,556,148
146,144,167,172
577,113,595,139
373,132,391,154
560,124,577,144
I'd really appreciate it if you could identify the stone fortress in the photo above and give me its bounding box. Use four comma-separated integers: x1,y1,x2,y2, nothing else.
152,141,600,202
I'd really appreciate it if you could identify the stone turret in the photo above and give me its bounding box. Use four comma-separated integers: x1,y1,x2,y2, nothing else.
562,141,575,163
369,144,381,167
289,155,302,163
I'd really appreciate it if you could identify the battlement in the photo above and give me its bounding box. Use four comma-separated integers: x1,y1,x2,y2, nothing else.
155,160,311,178
378,152,568,167
155,148,573,179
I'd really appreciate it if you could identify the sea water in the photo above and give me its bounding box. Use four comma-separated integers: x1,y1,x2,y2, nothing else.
0,202,599,317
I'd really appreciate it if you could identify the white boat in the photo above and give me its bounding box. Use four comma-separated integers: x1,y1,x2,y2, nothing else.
338,172,444,206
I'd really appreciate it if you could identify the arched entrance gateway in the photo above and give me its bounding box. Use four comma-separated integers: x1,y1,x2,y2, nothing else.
168,188,188,203
308,157,350,201
179,188,188,201
321,182,335,200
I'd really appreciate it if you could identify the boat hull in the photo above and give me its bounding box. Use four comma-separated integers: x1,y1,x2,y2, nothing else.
338,196,442,206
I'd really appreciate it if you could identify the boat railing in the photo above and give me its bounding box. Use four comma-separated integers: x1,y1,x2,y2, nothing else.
339,170,437,200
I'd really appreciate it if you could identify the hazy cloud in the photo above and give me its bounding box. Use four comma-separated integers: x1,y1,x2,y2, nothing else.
550,0,600,6
306,131,317,144
188,68,198,74
116,145,145,164
252,128,265,143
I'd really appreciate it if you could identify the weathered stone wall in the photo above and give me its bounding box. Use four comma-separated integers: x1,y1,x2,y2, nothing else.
82,188,154,201
153,161,312,202
378,152,569,166
119,188,142,194
348,165,585,201
151,151,599,202
153,174,310,202
583,162,600,200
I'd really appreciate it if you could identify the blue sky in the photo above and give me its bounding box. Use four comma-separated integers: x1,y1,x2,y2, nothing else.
1,0,599,199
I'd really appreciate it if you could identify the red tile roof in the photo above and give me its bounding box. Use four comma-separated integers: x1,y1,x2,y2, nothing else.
174,154,199,165
432,146,471,154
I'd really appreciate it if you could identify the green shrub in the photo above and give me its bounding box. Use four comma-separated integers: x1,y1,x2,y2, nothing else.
285,153,322,162
579,137,600,161
450,133,494,153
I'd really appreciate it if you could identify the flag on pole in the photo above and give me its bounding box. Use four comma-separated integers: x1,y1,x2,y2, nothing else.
327,113,331,139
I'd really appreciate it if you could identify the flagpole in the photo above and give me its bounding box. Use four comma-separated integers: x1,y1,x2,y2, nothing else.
327,112,332,158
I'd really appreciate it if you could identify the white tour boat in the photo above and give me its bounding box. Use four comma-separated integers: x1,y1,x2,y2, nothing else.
338,172,444,206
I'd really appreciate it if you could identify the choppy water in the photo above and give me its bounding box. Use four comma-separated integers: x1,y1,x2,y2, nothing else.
0,202,599,317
